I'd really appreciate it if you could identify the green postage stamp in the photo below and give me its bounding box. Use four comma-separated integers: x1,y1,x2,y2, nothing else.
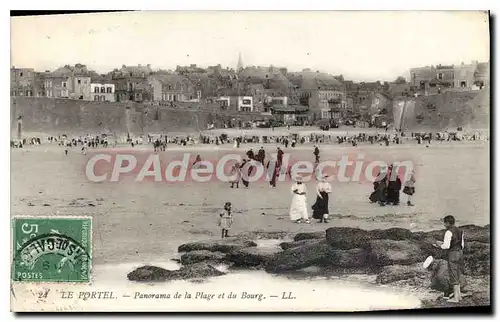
12,216,92,282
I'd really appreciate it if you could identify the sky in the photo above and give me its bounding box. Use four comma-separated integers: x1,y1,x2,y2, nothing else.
10,11,490,82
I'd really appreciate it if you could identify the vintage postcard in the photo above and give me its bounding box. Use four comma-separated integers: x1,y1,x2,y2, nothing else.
10,11,490,312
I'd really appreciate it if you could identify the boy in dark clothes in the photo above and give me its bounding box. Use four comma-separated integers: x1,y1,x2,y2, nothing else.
433,215,465,303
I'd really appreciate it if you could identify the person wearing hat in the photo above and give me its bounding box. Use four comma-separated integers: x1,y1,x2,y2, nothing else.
289,175,310,224
433,215,465,303
312,174,332,223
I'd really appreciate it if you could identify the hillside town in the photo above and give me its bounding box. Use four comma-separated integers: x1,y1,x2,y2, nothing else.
10,53,490,129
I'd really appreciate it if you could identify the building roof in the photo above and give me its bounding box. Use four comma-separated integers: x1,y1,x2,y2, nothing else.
115,65,153,78
51,64,92,77
288,71,344,91
238,66,294,92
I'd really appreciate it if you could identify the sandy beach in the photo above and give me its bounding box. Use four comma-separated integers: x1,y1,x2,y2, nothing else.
11,141,489,265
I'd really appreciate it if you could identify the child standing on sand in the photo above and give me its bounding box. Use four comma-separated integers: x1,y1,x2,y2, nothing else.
218,202,233,238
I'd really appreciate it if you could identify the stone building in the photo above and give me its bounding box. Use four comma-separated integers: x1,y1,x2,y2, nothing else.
113,64,153,102
148,74,198,102
44,64,92,100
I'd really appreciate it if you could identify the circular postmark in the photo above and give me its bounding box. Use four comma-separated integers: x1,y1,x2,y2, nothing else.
13,233,90,282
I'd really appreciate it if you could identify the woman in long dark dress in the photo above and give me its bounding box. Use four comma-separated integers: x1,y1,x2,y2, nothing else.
312,175,332,223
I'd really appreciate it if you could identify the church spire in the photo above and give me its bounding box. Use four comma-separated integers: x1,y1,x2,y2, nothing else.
237,52,244,71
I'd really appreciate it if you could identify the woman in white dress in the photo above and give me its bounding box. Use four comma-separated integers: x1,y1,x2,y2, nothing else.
289,177,310,224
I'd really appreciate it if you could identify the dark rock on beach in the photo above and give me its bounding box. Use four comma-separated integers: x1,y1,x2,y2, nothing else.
327,248,369,268
265,240,331,273
180,250,228,265
293,231,325,242
325,227,413,250
127,265,175,282
375,264,427,285
368,239,426,266
279,239,319,250
326,227,372,249
229,247,282,267
370,227,413,241
127,263,225,282
265,240,369,273
178,238,257,253
173,262,225,280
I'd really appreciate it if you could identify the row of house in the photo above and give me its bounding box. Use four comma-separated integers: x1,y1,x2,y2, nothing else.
8,62,388,124
15,57,488,124
409,60,490,93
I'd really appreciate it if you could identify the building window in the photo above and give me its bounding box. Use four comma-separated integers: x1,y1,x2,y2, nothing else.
100,87,105,93
106,87,112,93
94,87,99,93
94,95,99,101
100,95,105,101
243,99,251,105
63,82,67,88
20,72,23,77
78,79,81,84
437,73,443,80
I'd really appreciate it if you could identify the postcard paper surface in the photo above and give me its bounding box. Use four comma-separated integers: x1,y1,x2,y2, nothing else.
10,11,490,312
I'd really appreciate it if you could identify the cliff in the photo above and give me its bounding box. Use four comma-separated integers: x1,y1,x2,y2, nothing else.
393,89,490,131
11,97,268,136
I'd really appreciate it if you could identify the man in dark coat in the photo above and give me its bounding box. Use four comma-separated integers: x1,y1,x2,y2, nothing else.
386,166,402,205
257,147,265,165
313,145,320,164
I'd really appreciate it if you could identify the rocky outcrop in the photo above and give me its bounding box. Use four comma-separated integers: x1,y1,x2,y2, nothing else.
368,239,426,266
158,224,489,309
279,239,319,250
265,240,369,273
293,231,325,242
127,263,225,282
228,247,282,267
178,238,257,253
180,250,228,265
265,240,331,272
325,227,372,249
375,264,427,284
325,227,414,249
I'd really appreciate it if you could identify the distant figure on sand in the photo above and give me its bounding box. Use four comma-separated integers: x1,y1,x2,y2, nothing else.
369,168,388,206
229,162,241,189
218,202,233,238
312,175,332,223
289,176,310,224
386,165,402,205
313,145,320,164
403,170,416,206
